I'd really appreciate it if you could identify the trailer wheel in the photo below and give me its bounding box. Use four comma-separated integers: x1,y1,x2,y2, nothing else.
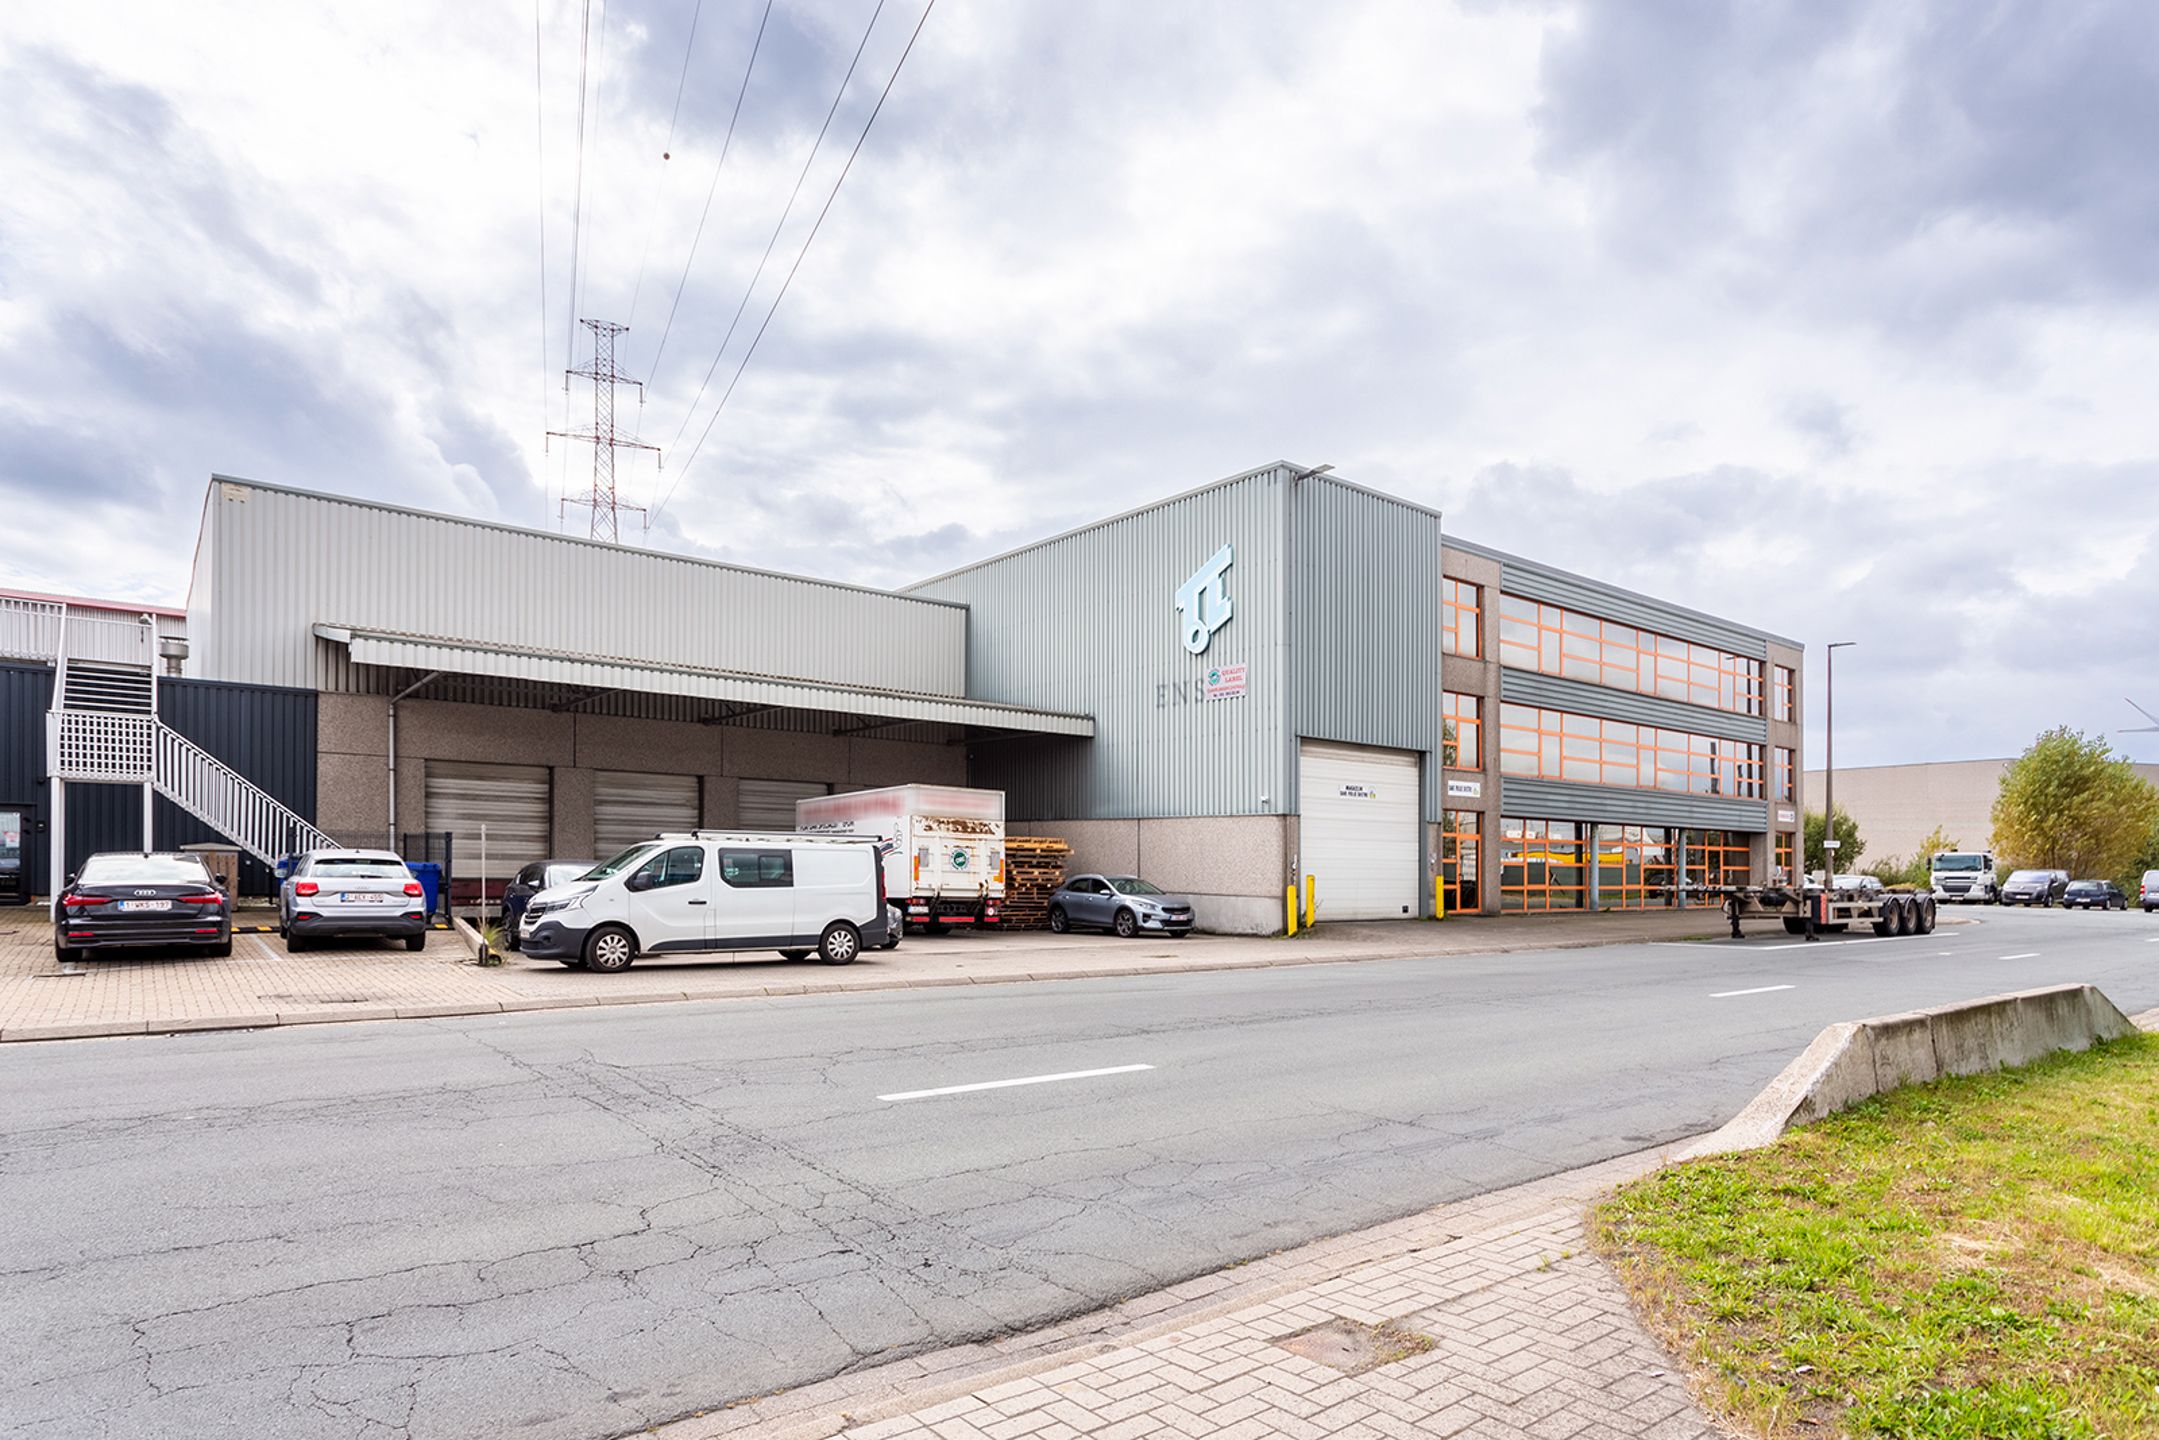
1871,904,1897,936
1918,897,1937,934
1895,897,1916,936
1782,917,1808,935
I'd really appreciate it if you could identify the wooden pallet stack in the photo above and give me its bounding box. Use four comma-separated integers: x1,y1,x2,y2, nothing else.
1001,836,1072,929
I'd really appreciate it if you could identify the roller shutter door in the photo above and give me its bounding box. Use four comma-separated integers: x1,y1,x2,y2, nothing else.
593,771,701,858
1297,740,1421,921
738,779,830,831
424,760,550,885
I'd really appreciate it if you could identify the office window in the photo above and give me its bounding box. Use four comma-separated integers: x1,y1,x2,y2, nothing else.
1441,811,1481,913
1442,577,1482,659
1686,830,1753,890
1773,665,1795,723
1499,817,1584,911
1775,832,1795,884
1442,691,1483,768
1775,746,1794,802
1497,703,1765,800
1496,594,1765,716
1595,824,1675,910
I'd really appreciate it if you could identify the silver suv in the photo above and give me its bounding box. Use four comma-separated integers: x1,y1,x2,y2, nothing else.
280,849,429,952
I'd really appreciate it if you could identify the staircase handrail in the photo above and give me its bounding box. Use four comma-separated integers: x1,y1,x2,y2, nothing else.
154,724,332,865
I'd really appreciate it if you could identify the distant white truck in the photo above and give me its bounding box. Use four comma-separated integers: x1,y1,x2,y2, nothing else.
1930,850,2000,904
796,785,1005,934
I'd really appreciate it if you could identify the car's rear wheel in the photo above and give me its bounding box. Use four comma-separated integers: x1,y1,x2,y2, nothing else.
819,923,861,965
405,932,427,952
53,938,77,962
286,933,309,953
1114,908,1139,939
584,925,637,973
1048,905,1069,934
209,937,233,957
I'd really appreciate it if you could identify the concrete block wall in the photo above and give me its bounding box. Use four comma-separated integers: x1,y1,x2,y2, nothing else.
1012,815,1292,935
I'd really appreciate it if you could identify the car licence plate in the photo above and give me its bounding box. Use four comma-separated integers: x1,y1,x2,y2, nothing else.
120,899,171,911
339,892,389,904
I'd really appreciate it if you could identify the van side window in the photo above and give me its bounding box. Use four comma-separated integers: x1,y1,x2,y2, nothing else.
635,846,705,889
721,849,793,888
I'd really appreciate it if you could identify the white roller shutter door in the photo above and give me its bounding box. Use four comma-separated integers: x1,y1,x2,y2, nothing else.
593,771,701,858
423,760,551,885
738,778,830,831
1297,740,1422,921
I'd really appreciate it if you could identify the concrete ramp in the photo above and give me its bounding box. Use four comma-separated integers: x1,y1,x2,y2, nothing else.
1685,983,2141,1158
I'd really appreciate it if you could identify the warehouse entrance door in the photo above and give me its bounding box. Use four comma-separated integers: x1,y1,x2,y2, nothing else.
1297,740,1422,921
594,771,700,858
738,779,830,830
424,760,550,907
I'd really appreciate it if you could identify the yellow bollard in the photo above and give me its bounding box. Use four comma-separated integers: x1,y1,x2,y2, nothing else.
1434,874,1445,920
1285,885,1298,936
1305,874,1316,928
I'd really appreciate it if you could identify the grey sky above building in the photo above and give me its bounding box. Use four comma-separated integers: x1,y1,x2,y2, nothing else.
2,0,2155,771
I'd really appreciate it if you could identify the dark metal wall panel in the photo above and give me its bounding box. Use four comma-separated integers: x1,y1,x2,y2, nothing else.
1499,775,1770,833
0,666,317,897
1498,669,1769,744
1290,476,1447,821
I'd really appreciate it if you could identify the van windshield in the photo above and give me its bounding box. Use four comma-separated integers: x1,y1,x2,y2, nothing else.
1931,853,1985,872
583,844,661,881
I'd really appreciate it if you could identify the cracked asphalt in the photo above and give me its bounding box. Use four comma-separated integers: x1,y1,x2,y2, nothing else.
4,906,2156,1440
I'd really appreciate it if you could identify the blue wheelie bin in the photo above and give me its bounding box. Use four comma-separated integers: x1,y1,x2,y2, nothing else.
408,861,443,922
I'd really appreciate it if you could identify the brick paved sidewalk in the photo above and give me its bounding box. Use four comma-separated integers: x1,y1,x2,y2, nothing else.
0,905,1770,1042
657,1148,1733,1440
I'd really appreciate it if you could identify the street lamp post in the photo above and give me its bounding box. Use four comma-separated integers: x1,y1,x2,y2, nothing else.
1821,640,1857,887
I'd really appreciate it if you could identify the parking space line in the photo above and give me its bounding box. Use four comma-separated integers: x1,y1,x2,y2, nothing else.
1751,936,1896,951
1999,952,2040,961
1711,984,1794,998
878,1063,1154,1102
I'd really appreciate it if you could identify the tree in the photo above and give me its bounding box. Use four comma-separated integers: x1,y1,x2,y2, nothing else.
1804,807,1864,876
1911,825,1959,865
1990,726,2159,880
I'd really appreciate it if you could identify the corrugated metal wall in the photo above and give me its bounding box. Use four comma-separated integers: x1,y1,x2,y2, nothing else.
911,464,1292,819
191,478,966,697
1290,476,1447,819
1450,536,1787,659
0,664,316,897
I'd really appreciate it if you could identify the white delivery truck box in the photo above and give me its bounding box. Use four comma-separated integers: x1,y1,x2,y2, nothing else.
796,785,1004,933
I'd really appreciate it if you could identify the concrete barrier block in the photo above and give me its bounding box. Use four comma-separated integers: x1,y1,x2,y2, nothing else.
1867,1012,1940,1093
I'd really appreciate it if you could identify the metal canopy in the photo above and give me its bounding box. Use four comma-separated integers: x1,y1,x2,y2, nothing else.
311,624,1094,738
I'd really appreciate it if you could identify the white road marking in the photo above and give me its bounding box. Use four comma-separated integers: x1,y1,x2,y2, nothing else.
2146,937,2159,944
878,1064,1155,1103
1752,936,1897,951
1711,984,1795,998
1999,952,2040,961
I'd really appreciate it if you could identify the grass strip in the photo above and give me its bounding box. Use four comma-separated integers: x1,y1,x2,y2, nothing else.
1594,1033,2159,1439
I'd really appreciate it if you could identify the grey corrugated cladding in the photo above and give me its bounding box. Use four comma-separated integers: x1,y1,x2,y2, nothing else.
1290,476,1446,818
1499,670,1769,745
1499,776,1770,833
1448,536,1795,658
187,477,966,696
910,464,1292,819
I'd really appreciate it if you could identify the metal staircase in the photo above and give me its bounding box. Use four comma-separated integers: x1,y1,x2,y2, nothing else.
4,597,330,891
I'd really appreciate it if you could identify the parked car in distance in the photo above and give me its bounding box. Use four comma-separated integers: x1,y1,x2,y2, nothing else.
53,851,232,960
502,859,596,949
2064,879,2126,911
2142,869,2159,913
280,849,430,951
517,831,890,971
1047,874,1196,938
2000,869,2070,907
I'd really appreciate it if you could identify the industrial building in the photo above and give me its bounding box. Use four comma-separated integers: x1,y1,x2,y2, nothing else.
3,462,1802,932
1802,757,2159,870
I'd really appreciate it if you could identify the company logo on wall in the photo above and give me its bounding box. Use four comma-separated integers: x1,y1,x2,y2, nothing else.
1175,544,1234,654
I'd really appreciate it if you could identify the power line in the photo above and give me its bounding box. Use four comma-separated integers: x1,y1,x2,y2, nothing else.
532,0,551,440
623,0,705,351
561,0,593,413
642,0,777,393
660,0,889,461
651,0,937,527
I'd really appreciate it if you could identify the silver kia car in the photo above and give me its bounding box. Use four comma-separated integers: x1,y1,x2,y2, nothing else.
1047,874,1195,938
279,849,430,952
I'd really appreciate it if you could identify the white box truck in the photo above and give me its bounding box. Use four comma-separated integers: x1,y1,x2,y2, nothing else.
795,785,1005,934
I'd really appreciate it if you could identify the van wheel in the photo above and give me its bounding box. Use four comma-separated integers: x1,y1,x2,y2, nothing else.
584,925,637,973
1048,905,1069,934
1114,908,1139,939
819,923,861,965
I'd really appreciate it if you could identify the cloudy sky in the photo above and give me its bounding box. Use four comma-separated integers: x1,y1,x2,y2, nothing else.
2,0,2155,768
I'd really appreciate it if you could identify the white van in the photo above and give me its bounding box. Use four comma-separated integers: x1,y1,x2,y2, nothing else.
516,832,890,972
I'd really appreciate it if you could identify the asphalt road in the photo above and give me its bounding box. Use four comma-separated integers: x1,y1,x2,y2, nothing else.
5,905,2156,1440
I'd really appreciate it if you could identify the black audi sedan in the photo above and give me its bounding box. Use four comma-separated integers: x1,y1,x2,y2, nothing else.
53,852,233,960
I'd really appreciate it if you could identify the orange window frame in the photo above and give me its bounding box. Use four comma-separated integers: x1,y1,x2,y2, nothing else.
1497,704,1764,800
1499,817,1585,912
1441,810,1481,914
1495,595,1765,717
1442,577,1482,659
1442,691,1483,768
